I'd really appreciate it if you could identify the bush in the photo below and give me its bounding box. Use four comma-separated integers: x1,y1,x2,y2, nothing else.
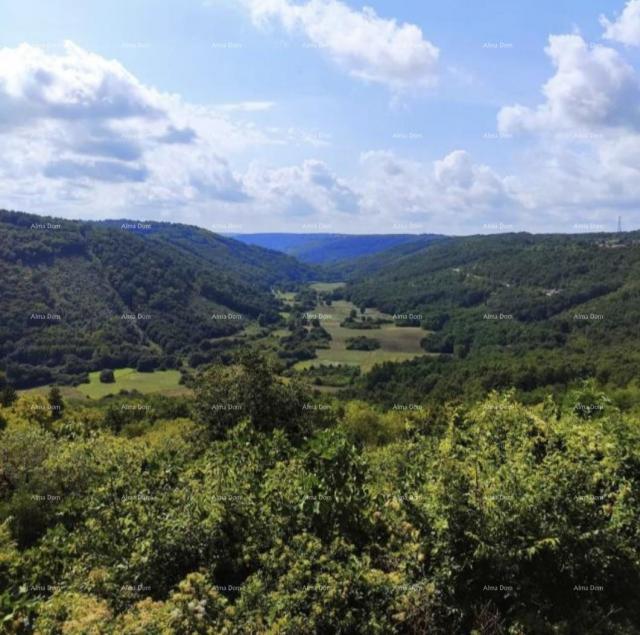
345,336,380,351
47,387,64,420
342,401,404,446
136,355,159,373
99,369,115,384
193,351,334,439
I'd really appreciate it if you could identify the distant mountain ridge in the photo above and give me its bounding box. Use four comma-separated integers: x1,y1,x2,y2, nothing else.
0,210,315,387
230,232,444,264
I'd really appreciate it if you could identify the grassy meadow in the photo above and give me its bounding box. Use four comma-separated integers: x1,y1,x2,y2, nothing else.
21,368,187,400
295,284,429,372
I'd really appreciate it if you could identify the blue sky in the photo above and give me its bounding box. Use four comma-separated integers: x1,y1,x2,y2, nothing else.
1,0,640,233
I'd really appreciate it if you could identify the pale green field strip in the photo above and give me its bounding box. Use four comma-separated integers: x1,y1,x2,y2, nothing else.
22,368,187,400
79,368,185,398
275,290,296,304
295,299,429,373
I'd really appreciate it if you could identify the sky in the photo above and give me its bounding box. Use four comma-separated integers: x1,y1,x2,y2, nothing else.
1,0,640,234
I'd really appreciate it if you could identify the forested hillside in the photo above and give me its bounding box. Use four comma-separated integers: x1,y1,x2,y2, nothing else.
99,222,315,287
0,211,314,388
338,232,640,405
2,216,640,632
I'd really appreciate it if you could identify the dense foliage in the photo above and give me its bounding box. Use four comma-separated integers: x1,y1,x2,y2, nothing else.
0,210,314,388
340,232,640,405
3,215,640,632
1,363,638,633
345,336,381,351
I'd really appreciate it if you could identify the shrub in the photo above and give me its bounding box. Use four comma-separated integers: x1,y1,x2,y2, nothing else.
136,355,159,373
345,336,380,351
99,369,115,384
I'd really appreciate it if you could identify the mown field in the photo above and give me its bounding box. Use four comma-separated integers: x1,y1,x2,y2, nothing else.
22,368,187,400
294,284,429,372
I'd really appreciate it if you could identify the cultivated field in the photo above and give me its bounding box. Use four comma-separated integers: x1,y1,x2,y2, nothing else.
22,368,187,400
296,293,428,373
78,368,186,398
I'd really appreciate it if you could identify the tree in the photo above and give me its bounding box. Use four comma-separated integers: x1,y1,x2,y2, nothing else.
0,385,17,408
194,351,333,439
99,369,115,384
136,355,158,372
0,372,17,407
47,387,64,420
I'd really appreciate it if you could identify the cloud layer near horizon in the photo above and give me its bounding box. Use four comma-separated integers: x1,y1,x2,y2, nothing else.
1,0,640,234
0,39,507,233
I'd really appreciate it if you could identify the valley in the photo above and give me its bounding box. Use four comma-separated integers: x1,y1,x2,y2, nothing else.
3,4,640,629
2,210,640,633
293,283,428,373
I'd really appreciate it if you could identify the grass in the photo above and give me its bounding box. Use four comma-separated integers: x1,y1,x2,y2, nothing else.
275,290,296,305
23,368,187,400
21,385,88,400
78,368,185,399
257,283,431,376
294,299,430,373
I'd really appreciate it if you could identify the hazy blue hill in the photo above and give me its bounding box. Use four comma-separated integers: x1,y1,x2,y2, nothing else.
231,232,443,264
0,211,314,387
325,235,453,279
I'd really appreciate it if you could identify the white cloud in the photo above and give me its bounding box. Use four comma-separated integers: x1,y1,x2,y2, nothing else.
3,33,638,234
0,41,163,127
0,40,364,228
235,150,517,233
215,100,276,112
498,34,640,135
0,36,533,234
244,158,359,218
0,41,325,220
601,0,640,46
357,150,518,233
243,0,439,90
494,29,640,230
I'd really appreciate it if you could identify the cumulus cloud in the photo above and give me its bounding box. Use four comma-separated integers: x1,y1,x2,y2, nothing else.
357,150,517,232
496,133,640,232
494,28,640,229
243,0,439,90
498,34,640,135
0,41,293,216
0,40,368,228
244,159,359,217
4,34,635,234
601,0,640,46
0,41,162,127
187,154,249,202
235,151,517,233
